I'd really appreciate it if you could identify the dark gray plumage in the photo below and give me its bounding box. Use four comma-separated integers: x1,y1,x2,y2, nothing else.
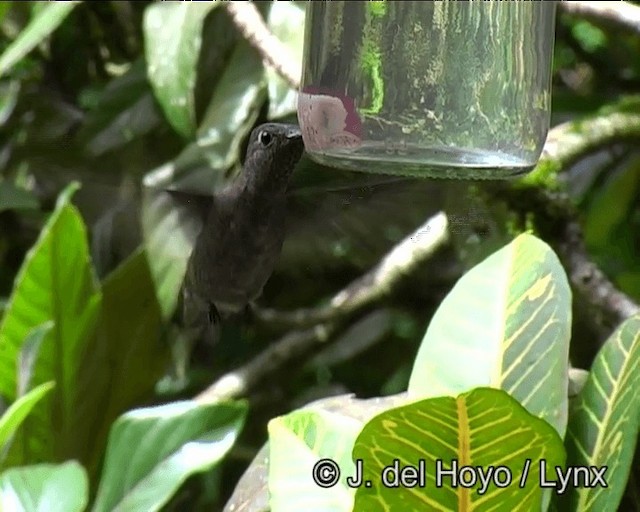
182,123,304,338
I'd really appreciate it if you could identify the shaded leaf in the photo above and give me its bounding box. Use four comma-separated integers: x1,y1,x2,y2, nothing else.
0,80,20,126
0,181,39,213
77,60,163,156
92,400,247,512
77,248,170,477
0,183,102,466
140,188,204,320
17,322,52,398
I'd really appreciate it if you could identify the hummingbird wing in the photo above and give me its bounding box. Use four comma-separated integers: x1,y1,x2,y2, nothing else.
282,160,448,274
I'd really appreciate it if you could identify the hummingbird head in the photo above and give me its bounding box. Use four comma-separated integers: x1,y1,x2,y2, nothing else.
243,123,305,192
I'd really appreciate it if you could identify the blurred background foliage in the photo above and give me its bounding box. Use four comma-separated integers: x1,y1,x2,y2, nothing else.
0,1,639,510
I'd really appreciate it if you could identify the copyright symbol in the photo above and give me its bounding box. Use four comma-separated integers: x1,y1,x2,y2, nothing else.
313,458,340,488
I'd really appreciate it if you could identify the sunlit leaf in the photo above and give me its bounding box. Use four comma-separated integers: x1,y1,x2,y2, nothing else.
143,2,220,138
267,394,410,512
559,314,640,511
408,233,572,437
353,388,565,511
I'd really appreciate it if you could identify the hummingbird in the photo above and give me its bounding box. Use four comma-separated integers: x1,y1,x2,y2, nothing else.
181,123,305,341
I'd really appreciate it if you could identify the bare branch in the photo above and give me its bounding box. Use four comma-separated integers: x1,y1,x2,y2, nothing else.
224,2,301,90
195,212,449,402
196,322,336,402
254,212,449,326
560,1,640,36
525,109,640,187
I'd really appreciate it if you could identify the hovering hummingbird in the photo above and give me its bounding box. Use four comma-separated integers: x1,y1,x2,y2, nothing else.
181,123,304,341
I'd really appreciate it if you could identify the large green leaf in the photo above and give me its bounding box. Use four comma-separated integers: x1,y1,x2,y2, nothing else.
352,388,566,511
76,249,170,477
92,400,247,512
560,314,640,511
0,382,54,456
143,2,220,138
0,183,102,465
0,461,88,512
408,233,572,437
0,2,79,77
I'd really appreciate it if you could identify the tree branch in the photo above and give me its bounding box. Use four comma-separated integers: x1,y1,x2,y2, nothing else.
224,2,301,90
560,1,640,36
524,108,640,187
195,212,449,402
254,212,449,327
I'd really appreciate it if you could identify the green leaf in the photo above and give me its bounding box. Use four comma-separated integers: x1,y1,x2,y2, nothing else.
92,400,247,512
353,388,566,511
0,382,54,455
143,40,266,193
0,182,102,465
0,2,79,77
143,2,220,138
76,248,170,477
408,233,572,437
560,314,640,511
0,461,88,512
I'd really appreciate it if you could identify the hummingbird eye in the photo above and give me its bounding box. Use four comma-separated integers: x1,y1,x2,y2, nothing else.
259,131,273,147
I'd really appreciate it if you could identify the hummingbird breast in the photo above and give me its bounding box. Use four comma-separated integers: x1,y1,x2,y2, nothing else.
185,190,288,316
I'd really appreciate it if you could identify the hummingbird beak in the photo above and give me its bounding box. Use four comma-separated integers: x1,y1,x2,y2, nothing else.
285,126,303,140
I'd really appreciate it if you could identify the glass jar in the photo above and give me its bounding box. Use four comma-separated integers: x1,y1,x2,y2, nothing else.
297,1,556,179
